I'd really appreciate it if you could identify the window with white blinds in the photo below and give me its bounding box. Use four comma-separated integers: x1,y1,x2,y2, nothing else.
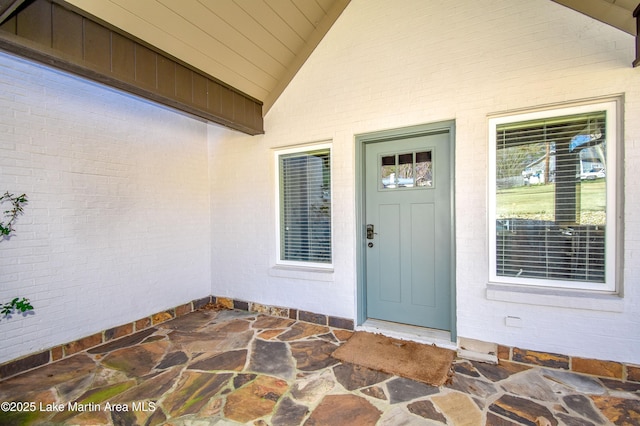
276,145,332,267
489,100,619,291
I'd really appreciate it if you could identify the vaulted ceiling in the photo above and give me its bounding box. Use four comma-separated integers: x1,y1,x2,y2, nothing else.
62,0,638,114
64,0,350,114
2,0,637,116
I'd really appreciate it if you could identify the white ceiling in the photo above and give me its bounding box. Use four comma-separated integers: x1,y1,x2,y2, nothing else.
65,0,350,113
64,0,637,115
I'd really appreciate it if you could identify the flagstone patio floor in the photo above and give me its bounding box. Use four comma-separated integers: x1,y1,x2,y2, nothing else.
0,307,639,425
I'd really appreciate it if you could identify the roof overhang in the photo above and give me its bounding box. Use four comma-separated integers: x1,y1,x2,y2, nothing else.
0,0,264,134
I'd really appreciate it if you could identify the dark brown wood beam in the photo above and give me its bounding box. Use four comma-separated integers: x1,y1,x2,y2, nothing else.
0,0,263,135
634,3,640,67
0,0,25,24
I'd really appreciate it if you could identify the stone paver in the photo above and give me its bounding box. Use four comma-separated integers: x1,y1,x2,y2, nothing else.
0,307,638,425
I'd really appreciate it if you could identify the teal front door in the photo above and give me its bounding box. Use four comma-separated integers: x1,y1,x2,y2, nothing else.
364,129,453,331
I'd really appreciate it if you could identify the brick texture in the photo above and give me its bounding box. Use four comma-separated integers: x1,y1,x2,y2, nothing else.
176,303,192,317
513,348,570,370
572,357,624,379
208,0,640,367
497,346,511,361
0,351,49,379
105,323,134,342
627,365,640,382
135,317,152,331
0,50,211,365
64,333,102,356
299,311,328,326
152,311,174,325
1,0,640,370
50,346,64,362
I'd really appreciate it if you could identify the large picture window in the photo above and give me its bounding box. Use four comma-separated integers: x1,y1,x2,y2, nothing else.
276,144,332,267
489,100,620,291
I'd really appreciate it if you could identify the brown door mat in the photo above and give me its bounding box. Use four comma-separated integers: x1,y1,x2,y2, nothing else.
332,331,455,386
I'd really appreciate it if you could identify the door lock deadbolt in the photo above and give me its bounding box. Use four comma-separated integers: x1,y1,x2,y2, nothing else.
366,224,376,239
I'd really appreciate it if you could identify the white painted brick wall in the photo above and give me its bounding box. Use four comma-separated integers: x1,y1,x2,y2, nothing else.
209,0,640,363
0,52,211,364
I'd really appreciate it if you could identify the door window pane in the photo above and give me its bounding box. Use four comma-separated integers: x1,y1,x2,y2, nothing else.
381,155,396,188
380,151,433,189
415,151,433,187
397,153,414,187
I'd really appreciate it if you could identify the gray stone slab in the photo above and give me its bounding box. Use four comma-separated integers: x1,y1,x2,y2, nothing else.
189,350,247,372
386,377,439,404
271,397,310,426
556,413,597,426
333,362,392,391
447,372,498,399
562,395,606,425
157,351,189,369
501,369,560,402
489,394,558,426
291,370,336,404
289,340,339,371
249,339,295,380
542,369,606,395
379,406,434,425
407,400,448,423
212,310,256,322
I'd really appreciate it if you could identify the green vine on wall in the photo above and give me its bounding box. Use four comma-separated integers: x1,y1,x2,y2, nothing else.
1,297,33,317
0,192,28,237
1,191,34,319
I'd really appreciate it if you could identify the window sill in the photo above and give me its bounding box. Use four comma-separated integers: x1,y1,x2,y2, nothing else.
269,265,334,282
486,283,623,312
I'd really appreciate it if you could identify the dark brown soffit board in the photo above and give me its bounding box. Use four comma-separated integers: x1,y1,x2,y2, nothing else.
0,0,264,135
0,0,26,23
634,4,640,67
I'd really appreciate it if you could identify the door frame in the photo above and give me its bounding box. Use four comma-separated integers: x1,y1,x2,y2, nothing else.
355,120,457,341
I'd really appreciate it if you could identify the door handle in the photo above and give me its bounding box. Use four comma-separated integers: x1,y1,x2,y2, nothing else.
366,224,376,239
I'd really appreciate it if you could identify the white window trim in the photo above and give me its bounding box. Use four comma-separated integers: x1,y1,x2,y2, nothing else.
274,142,334,269
488,99,620,292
